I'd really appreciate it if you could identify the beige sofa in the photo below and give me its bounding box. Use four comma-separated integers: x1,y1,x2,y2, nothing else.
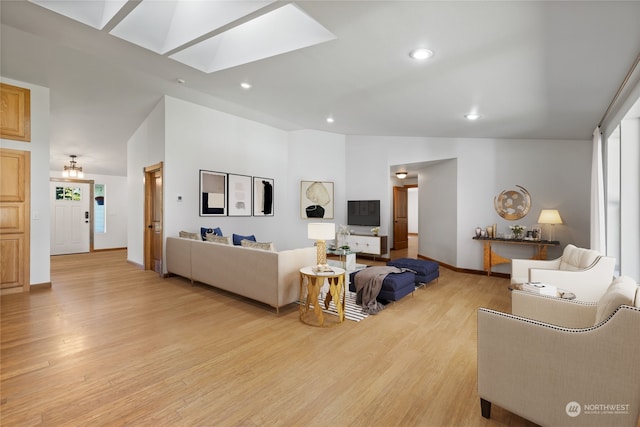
166,237,316,313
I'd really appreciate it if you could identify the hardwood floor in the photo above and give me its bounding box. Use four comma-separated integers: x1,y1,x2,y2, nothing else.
1,247,537,426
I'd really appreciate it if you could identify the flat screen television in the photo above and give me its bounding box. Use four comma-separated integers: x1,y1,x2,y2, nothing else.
347,200,380,226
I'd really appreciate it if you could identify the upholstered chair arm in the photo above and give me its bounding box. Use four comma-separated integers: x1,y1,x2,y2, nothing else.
511,290,597,327
477,306,640,427
510,257,561,285
529,256,616,302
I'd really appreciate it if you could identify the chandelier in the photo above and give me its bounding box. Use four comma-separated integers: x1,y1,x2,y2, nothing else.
62,155,84,178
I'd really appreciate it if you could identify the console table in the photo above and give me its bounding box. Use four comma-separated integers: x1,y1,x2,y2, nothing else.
473,237,560,276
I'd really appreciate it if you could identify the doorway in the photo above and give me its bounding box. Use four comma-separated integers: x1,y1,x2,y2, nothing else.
144,162,163,275
50,179,93,255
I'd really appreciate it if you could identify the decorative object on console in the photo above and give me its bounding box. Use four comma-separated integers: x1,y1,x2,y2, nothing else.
253,177,274,216
336,224,350,249
371,226,380,236
475,226,482,237
301,181,333,219
537,209,563,241
200,170,227,216
509,224,525,239
227,173,252,216
308,222,335,272
494,185,531,220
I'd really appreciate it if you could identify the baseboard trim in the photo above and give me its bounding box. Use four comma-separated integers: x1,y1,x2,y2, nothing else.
416,254,510,278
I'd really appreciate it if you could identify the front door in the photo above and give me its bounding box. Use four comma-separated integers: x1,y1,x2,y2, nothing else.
50,181,91,255
393,186,408,250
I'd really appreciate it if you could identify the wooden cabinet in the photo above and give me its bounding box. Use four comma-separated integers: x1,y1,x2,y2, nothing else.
0,83,31,142
347,234,388,256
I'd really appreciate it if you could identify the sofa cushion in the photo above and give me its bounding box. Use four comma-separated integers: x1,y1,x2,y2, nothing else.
233,233,256,246
595,276,639,324
559,244,600,271
179,230,200,240
241,240,275,251
200,227,223,241
205,235,231,245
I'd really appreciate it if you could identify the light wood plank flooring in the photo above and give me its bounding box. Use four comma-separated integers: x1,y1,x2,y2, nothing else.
1,249,537,426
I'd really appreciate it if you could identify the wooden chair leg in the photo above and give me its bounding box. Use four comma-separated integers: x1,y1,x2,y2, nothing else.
481,398,491,419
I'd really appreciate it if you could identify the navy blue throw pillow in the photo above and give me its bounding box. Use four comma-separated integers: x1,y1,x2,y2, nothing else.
233,233,256,246
201,227,223,241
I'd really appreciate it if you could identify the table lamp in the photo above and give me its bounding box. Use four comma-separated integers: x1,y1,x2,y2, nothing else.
537,209,563,241
308,222,335,272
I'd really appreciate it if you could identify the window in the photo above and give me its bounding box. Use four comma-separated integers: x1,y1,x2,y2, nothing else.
94,184,106,234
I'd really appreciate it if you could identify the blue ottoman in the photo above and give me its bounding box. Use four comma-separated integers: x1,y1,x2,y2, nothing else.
349,269,416,302
387,258,439,286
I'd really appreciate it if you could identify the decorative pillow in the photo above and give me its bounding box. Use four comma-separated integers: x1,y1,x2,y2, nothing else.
205,235,231,245
200,227,223,241
179,231,200,240
595,276,639,324
240,240,275,251
233,233,256,246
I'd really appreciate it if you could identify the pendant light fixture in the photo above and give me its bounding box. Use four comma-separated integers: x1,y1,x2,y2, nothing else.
62,155,84,178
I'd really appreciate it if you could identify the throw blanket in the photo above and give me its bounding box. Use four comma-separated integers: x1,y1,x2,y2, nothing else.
354,266,405,315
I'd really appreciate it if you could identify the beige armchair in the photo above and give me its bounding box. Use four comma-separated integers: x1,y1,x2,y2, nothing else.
478,276,640,426
511,244,615,302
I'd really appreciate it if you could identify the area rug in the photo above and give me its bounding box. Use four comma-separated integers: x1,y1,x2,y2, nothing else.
299,291,369,322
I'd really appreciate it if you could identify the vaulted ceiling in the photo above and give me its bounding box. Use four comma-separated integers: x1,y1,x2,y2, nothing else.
2,1,639,176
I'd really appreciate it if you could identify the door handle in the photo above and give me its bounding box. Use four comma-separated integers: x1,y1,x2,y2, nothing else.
148,225,153,229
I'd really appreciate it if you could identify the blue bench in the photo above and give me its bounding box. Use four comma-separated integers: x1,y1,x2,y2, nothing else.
386,258,439,287
349,269,416,302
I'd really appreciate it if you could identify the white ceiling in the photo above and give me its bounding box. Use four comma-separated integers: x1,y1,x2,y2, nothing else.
1,1,640,176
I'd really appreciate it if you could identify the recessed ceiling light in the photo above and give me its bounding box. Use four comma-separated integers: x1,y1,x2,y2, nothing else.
409,48,434,60
326,117,335,124
176,78,186,84
240,82,252,90
465,113,481,120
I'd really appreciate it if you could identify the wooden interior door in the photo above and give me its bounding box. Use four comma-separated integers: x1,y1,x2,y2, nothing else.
0,148,30,293
393,186,408,250
144,163,163,275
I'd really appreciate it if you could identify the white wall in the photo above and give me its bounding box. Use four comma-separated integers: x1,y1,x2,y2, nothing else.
0,77,51,286
408,187,418,233
128,97,347,273
88,173,127,250
127,98,166,267
346,135,592,272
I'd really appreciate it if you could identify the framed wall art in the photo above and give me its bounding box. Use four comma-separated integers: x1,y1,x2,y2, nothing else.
253,177,274,216
300,180,334,219
227,173,252,216
199,170,227,216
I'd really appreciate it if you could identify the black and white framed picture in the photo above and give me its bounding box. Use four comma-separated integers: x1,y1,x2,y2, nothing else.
253,177,274,216
228,173,252,216
300,180,334,219
199,170,227,216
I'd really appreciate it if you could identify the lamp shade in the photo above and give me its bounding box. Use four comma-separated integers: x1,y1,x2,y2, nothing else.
308,222,335,240
537,209,563,224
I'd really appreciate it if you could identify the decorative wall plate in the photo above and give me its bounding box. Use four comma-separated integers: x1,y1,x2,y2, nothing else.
494,185,531,220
